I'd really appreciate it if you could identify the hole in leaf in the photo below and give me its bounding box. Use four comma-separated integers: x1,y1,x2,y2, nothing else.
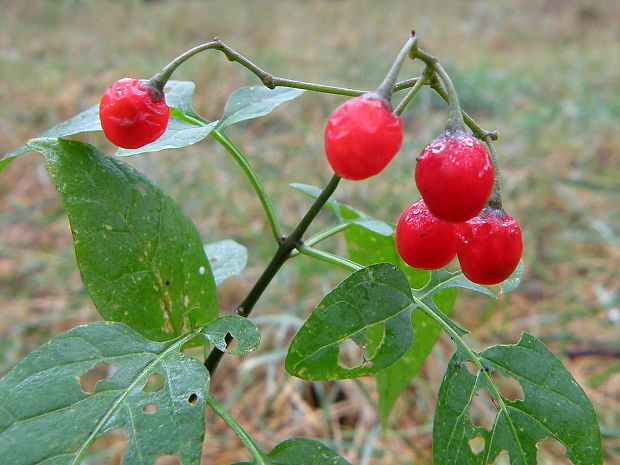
463,360,478,376
469,435,485,455
490,372,524,401
143,373,165,393
492,450,510,465
83,427,128,463
142,403,158,414
468,387,497,431
337,338,369,369
188,393,198,405
79,362,117,394
536,437,570,464
153,454,182,465
225,336,237,353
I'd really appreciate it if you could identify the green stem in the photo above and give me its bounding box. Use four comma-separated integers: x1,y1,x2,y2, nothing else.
429,80,499,141
149,38,421,98
394,68,430,116
414,48,465,131
484,136,503,209
206,395,269,465
375,33,418,101
289,223,351,257
204,175,342,374
211,129,282,242
298,246,362,272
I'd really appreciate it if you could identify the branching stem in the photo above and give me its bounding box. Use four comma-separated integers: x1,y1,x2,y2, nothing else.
204,175,341,374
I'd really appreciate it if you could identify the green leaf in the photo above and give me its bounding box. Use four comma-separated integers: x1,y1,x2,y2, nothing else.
163,80,202,119
1,105,101,172
116,119,217,157
233,438,352,465
433,333,602,465
204,239,248,285
200,315,260,355
29,138,218,341
500,260,525,294
216,86,305,130
285,263,414,380
0,322,210,465
0,81,196,172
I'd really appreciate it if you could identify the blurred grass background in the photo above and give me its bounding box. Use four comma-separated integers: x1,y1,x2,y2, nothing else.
1,0,619,463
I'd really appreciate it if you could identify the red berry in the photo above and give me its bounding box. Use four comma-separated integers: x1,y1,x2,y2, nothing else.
324,93,403,180
415,129,494,223
396,199,457,270
99,78,170,149
456,207,523,285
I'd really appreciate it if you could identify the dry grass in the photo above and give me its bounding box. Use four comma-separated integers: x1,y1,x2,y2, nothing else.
1,0,619,463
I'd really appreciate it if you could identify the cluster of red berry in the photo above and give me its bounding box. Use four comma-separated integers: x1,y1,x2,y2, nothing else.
99,73,522,286
324,93,522,285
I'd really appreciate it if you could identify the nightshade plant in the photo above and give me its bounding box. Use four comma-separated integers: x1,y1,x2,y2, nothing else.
0,31,602,465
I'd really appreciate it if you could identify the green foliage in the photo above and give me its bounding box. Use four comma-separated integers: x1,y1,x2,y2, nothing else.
433,333,602,465
29,138,218,341
285,263,414,380
200,315,260,354
216,86,305,130
0,322,210,465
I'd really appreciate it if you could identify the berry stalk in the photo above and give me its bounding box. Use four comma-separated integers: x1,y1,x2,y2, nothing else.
375,32,418,101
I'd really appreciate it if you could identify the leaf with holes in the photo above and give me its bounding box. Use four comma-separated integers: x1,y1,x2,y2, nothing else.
200,315,260,355
285,263,414,380
343,221,455,429
233,438,352,465
0,322,210,465
216,86,305,130
433,333,602,465
204,239,248,286
29,138,218,341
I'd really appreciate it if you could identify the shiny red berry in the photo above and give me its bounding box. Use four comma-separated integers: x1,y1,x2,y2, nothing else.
396,199,457,270
414,129,494,223
324,93,403,180
99,78,170,149
456,207,523,285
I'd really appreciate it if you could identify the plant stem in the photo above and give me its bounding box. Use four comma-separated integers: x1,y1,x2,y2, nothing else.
484,136,503,209
149,38,421,98
206,395,269,465
289,223,351,257
375,33,418,101
413,48,498,140
298,246,362,272
204,174,342,374
211,129,282,242
394,68,430,116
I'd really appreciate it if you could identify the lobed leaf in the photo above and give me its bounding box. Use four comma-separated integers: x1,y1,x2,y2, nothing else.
29,138,218,341
285,263,414,380
217,86,305,130
204,239,248,285
0,322,210,465
233,438,352,465
433,333,602,465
